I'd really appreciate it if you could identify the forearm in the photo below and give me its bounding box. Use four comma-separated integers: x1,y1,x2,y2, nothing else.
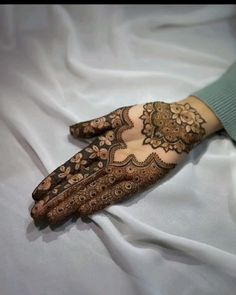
190,62,236,141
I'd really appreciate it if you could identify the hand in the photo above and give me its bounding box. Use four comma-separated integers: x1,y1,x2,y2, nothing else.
30,97,220,225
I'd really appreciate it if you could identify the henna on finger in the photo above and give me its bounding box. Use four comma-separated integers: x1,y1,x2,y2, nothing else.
32,138,103,201
45,155,175,224
46,171,127,224
31,163,108,221
32,107,133,212
32,107,129,201
78,180,138,216
70,107,125,139
78,154,176,217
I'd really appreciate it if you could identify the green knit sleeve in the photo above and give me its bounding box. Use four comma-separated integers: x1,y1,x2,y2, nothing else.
191,62,236,141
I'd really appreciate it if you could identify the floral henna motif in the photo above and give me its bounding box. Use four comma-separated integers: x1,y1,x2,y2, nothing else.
32,107,131,200
70,153,87,170
140,102,206,153
31,108,128,202
70,108,123,139
32,151,89,200
37,176,52,191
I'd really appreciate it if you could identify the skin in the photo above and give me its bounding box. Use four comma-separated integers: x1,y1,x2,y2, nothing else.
30,95,223,226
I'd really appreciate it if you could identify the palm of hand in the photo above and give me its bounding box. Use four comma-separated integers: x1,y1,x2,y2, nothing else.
31,101,205,225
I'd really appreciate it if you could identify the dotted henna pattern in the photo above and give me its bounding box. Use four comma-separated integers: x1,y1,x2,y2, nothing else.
46,156,175,224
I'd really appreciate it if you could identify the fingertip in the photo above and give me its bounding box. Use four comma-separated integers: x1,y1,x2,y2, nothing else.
32,190,40,201
30,200,45,219
69,124,80,138
47,211,56,225
47,201,78,225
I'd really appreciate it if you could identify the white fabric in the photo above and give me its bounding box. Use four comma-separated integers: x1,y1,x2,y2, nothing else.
1,5,236,295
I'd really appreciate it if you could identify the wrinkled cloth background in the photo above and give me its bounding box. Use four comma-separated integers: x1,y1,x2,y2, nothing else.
0,5,236,295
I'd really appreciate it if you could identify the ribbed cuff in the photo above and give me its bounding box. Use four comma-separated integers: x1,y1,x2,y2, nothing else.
191,62,236,142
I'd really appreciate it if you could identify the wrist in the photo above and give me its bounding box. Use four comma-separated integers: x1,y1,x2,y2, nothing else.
177,95,223,138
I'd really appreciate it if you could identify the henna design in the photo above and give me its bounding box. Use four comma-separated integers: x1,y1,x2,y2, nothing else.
140,102,206,153
32,109,125,200
43,156,175,224
69,108,123,138
32,100,206,225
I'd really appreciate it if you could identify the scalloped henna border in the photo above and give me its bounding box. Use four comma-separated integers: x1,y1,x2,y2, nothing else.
107,106,175,169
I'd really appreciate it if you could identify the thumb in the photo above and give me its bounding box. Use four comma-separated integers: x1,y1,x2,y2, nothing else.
70,107,123,139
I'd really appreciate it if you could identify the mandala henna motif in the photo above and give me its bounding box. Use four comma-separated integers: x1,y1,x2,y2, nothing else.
31,100,206,225
140,102,206,153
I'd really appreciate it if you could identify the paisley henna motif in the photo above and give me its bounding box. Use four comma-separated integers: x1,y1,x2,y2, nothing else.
31,100,205,225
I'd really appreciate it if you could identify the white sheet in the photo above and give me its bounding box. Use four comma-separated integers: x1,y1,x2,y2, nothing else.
1,5,236,295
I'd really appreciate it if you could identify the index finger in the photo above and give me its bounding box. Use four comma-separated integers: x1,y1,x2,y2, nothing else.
32,138,101,201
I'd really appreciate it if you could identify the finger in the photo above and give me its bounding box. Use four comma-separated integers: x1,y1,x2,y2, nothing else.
78,180,139,216
69,108,124,139
46,168,127,225
31,160,107,221
78,157,176,217
32,139,101,201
